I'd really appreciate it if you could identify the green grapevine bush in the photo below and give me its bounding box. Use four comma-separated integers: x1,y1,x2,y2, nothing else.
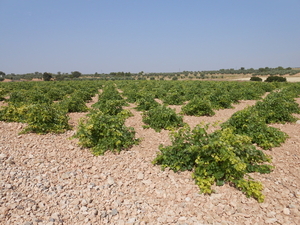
162,91,185,105
21,103,71,134
153,124,273,202
221,107,288,149
93,99,127,115
60,96,89,113
0,104,29,123
254,91,300,124
142,105,184,132
181,97,215,116
74,110,139,155
135,93,160,111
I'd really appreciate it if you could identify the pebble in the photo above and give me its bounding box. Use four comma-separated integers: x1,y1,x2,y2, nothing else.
111,209,118,216
137,172,144,180
0,153,7,160
283,208,290,215
107,176,115,186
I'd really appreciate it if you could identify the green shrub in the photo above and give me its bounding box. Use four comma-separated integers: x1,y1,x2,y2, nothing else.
209,90,233,109
21,103,71,134
153,124,273,202
60,96,89,113
250,76,262,82
142,105,184,132
221,107,288,149
265,76,287,82
254,91,300,124
181,97,215,116
92,99,127,115
162,91,185,105
0,104,29,122
74,110,139,155
135,93,160,111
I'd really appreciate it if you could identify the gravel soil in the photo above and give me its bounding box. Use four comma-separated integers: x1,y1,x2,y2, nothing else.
1,96,300,225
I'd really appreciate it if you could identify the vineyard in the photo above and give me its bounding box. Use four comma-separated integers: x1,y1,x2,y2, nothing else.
1,79,300,224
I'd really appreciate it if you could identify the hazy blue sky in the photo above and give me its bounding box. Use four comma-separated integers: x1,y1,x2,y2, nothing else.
1,0,299,74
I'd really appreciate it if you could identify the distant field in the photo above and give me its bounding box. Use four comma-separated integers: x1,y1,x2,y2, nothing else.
232,75,300,82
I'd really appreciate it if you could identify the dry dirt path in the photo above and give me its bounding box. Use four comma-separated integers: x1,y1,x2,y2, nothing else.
0,97,300,225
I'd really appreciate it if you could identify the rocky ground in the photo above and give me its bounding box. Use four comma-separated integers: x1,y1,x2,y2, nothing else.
0,95,300,225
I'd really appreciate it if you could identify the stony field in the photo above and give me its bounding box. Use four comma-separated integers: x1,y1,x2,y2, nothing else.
1,95,300,225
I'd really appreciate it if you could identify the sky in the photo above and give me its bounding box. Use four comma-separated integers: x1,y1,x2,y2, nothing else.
1,0,300,74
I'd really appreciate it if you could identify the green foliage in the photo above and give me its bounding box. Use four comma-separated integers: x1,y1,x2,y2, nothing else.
71,71,82,78
43,72,52,81
265,76,287,82
60,96,88,113
181,97,215,116
135,93,160,111
153,124,272,202
254,91,300,124
21,103,71,134
250,76,262,82
0,104,29,122
93,99,127,115
221,107,288,149
74,110,139,155
162,90,185,105
92,84,128,115
209,90,233,109
0,88,7,101
142,105,184,132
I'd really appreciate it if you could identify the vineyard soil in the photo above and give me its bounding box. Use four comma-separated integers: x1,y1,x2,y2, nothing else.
1,94,300,224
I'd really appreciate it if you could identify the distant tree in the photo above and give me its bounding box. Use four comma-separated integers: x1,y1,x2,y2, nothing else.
240,67,245,70
71,71,82,78
55,75,65,81
250,76,262,82
43,72,52,81
265,76,286,82
0,71,5,77
0,77,4,82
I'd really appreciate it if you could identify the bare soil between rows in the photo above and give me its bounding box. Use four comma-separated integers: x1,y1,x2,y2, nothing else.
1,95,300,225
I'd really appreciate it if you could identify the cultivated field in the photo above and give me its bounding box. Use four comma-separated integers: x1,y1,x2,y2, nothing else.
1,80,300,224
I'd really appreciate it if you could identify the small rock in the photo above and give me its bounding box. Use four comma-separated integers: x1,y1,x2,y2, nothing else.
81,199,88,206
61,172,70,180
142,180,152,185
265,218,277,224
266,211,276,218
283,208,290,215
0,153,7,160
48,218,56,222
127,218,136,223
100,211,107,218
107,176,115,186
6,157,15,164
178,216,187,221
137,172,144,180
23,222,33,225
80,206,88,212
110,209,118,216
